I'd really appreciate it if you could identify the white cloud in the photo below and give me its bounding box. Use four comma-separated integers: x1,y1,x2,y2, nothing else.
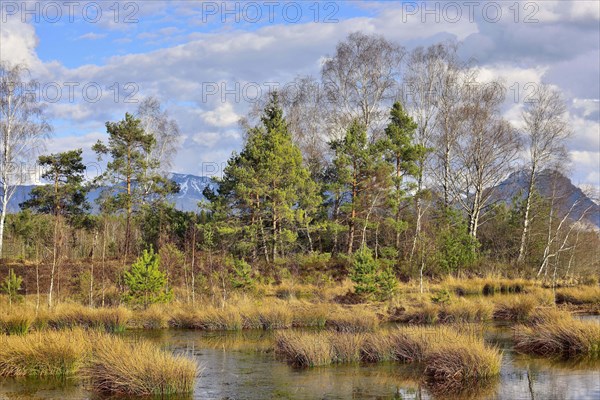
1,1,598,190
0,15,40,68
200,103,240,128
77,32,107,40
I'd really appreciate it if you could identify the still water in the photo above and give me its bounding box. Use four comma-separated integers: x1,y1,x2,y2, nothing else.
1,319,599,400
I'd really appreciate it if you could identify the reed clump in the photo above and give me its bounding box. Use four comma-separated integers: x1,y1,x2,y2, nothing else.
424,341,501,394
492,295,538,321
275,331,334,367
83,334,198,396
0,312,33,335
275,324,502,393
0,329,89,377
325,307,380,332
514,310,600,359
555,286,600,306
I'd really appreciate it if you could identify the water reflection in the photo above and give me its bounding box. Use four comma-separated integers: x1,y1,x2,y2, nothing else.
0,320,598,400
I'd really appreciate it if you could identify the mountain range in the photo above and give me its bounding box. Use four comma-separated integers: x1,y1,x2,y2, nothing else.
3,171,599,230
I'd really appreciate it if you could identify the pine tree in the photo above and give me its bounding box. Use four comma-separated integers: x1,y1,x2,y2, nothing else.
380,102,428,254
123,247,172,309
331,120,387,253
21,149,89,307
1,268,23,307
93,113,157,256
209,92,318,263
350,244,398,300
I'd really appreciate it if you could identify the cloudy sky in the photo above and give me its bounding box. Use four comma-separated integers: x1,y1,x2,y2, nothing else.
1,1,598,190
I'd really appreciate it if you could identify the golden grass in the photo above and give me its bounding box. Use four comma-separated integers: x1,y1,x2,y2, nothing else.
492,295,538,321
398,303,440,324
275,331,334,367
424,341,501,394
325,307,380,332
129,305,169,329
0,330,89,376
330,332,366,363
83,335,198,396
275,324,501,392
441,276,531,297
439,298,493,323
514,311,600,359
37,304,130,332
556,286,600,306
0,328,198,395
360,333,394,362
292,303,329,328
0,312,33,335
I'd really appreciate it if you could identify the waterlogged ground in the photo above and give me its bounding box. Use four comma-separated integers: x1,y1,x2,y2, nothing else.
0,318,598,400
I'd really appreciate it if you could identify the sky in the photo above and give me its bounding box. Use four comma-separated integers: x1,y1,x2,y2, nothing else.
1,0,599,191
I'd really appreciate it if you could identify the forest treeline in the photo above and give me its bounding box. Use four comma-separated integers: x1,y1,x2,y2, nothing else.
1,32,598,307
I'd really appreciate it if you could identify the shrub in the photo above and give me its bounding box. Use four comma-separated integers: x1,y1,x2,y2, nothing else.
350,244,398,301
230,258,255,290
431,289,451,305
123,248,173,309
1,269,24,306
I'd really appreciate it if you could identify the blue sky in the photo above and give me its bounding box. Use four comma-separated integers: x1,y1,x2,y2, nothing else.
1,0,599,192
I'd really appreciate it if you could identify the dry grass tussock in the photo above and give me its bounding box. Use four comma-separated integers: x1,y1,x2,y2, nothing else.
0,329,199,395
275,324,500,392
514,309,600,359
83,334,198,396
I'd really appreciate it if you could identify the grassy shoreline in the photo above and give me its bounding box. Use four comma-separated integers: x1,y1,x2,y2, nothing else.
1,279,598,336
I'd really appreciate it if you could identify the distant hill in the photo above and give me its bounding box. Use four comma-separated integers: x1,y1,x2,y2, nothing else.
492,170,600,230
169,173,216,211
5,170,599,229
3,173,216,213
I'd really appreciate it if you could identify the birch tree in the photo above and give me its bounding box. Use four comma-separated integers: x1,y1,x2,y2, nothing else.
517,84,571,264
322,32,405,138
452,82,520,238
0,63,51,257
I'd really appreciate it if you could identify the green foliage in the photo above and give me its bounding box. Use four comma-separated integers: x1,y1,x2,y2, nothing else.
1,269,23,305
350,245,398,301
21,149,90,226
123,248,172,309
207,92,318,260
230,258,255,290
431,289,452,305
436,211,479,274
